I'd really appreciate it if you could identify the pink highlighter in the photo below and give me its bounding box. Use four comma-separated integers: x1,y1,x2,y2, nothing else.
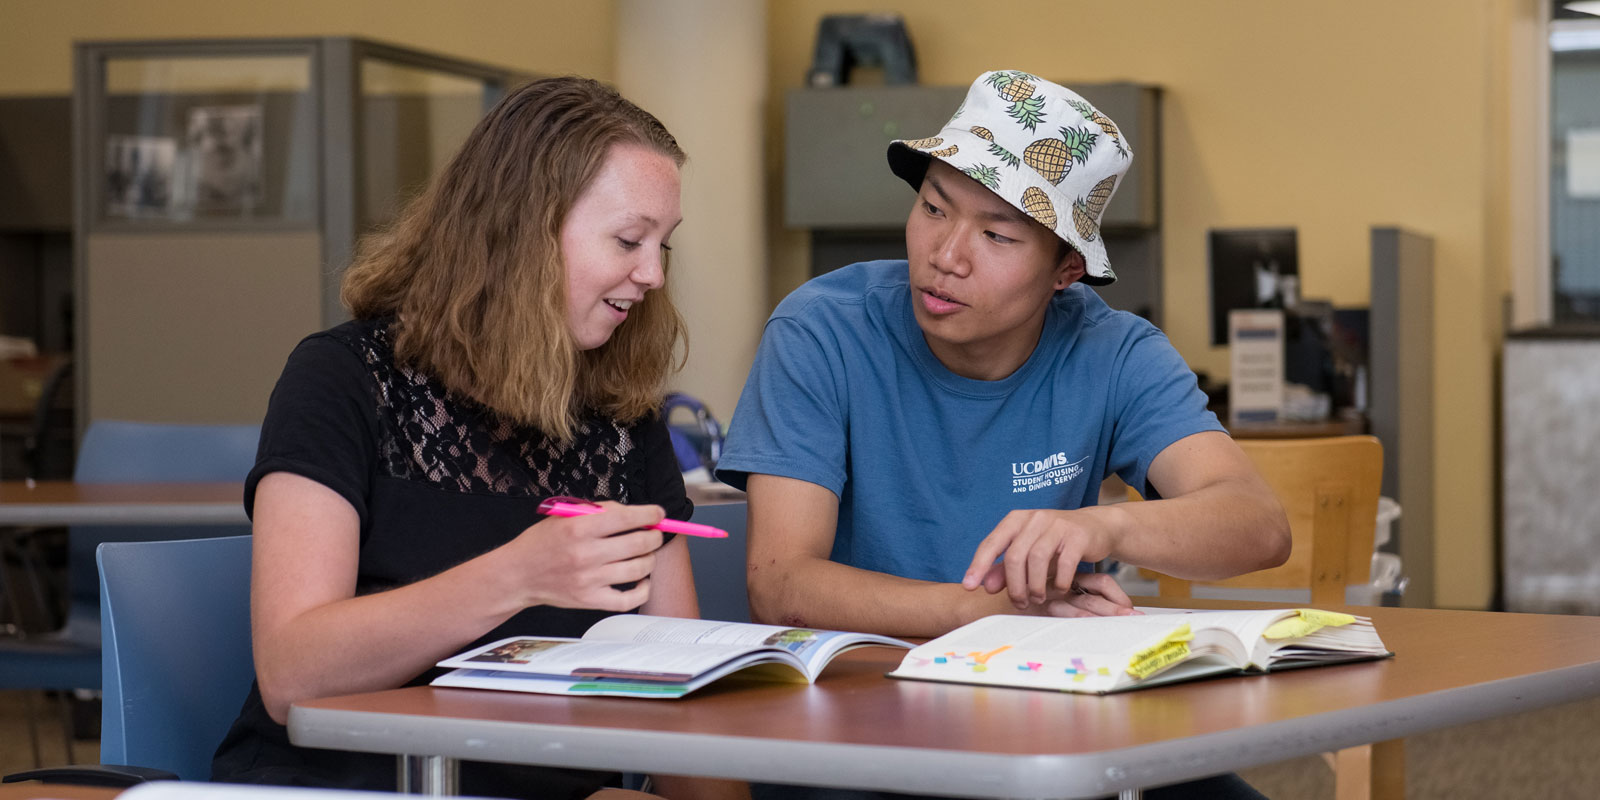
537,496,728,539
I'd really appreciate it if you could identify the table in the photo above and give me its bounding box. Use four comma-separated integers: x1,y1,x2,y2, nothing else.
0,480,742,527
0,481,248,527
287,602,1600,798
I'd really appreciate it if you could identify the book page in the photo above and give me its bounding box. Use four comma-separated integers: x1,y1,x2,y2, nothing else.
584,614,909,677
1117,608,1387,668
892,614,1210,693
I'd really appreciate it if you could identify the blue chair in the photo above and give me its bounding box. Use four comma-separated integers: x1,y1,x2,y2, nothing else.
686,501,749,622
0,420,258,764
99,535,255,781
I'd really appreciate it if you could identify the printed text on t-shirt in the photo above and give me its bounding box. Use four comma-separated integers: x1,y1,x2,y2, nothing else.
1010,452,1089,493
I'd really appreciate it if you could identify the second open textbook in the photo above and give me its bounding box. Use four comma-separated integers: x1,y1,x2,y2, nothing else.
433,615,912,698
886,607,1391,694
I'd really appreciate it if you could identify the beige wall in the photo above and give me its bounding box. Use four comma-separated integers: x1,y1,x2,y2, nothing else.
766,0,1529,610
0,0,616,95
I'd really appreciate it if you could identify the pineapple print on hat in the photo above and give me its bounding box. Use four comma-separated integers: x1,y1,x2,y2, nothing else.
1071,175,1118,242
962,164,1002,191
1021,186,1057,229
971,125,1021,169
885,69,1136,286
1023,126,1096,185
985,70,1046,132
1067,98,1128,158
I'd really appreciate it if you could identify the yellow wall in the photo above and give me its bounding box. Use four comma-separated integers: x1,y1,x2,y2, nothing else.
0,0,616,95
767,0,1521,609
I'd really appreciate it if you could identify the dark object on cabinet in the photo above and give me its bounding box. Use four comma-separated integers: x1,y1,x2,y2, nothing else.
807,14,918,87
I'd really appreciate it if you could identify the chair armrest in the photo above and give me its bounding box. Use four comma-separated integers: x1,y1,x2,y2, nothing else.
3,764,180,787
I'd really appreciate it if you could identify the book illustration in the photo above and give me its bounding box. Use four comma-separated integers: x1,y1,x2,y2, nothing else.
764,628,819,653
467,639,573,663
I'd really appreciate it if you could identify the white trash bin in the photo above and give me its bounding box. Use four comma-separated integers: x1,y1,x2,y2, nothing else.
1358,497,1407,605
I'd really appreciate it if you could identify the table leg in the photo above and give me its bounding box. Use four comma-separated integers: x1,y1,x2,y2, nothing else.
397,754,459,795
1334,738,1404,800
1118,790,1142,800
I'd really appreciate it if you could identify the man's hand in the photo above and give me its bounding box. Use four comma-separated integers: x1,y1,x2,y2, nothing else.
960,508,1136,616
1020,571,1139,618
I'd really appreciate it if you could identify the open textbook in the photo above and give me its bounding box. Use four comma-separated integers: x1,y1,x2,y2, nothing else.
887,607,1390,694
434,614,912,698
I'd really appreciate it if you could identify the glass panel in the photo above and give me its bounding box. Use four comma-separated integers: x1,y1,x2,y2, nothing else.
1551,19,1600,324
359,58,496,228
100,53,316,224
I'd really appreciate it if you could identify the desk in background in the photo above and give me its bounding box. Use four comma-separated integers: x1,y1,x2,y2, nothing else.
0,481,743,528
0,481,246,527
288,602,1600,799
1226,415,1367,440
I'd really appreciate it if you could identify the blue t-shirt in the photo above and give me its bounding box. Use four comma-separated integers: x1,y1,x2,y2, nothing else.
716,260,1223,584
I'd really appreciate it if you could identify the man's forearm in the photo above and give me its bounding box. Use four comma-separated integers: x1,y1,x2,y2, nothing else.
749,555,1020,639
1108,475,1290,581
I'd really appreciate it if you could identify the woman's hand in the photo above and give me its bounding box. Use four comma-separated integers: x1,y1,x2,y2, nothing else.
504,501,667,612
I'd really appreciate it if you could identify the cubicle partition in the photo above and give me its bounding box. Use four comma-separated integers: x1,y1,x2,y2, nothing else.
72,38,529,427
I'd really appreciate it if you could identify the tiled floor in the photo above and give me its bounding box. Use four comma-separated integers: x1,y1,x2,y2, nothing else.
4,689,1600,797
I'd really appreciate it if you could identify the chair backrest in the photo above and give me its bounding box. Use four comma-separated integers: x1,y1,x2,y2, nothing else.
74,420,261,484
686,501,750,622
98,535,254,781
66,420,260,611
662,393,724,473
1152,435,1384,607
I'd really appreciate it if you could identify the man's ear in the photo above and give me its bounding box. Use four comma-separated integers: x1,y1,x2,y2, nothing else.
1054,245,1087,290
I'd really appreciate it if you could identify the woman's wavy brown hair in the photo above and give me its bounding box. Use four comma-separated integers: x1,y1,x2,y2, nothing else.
341,76,687,441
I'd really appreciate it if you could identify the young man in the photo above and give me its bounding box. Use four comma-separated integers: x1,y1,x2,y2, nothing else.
717,71,1289,641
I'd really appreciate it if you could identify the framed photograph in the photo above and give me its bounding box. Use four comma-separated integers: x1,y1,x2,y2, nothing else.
180,104,264,215
105,135,178,218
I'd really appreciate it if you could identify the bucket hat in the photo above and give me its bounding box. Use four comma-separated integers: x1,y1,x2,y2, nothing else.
887,70,1132,285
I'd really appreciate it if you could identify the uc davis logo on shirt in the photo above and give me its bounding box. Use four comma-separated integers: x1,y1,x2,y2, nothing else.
1011,451,1088,493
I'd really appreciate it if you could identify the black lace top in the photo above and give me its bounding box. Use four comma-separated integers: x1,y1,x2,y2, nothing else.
212,317,690,798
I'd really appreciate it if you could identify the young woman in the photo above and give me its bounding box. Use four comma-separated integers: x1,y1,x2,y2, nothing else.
212,76,726,799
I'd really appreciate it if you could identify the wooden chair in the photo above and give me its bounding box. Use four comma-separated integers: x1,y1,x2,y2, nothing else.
1136,435,1399,800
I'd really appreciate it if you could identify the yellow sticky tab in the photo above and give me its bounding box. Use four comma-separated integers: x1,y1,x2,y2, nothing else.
1262,608,1358,640
1126,623,1193,679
